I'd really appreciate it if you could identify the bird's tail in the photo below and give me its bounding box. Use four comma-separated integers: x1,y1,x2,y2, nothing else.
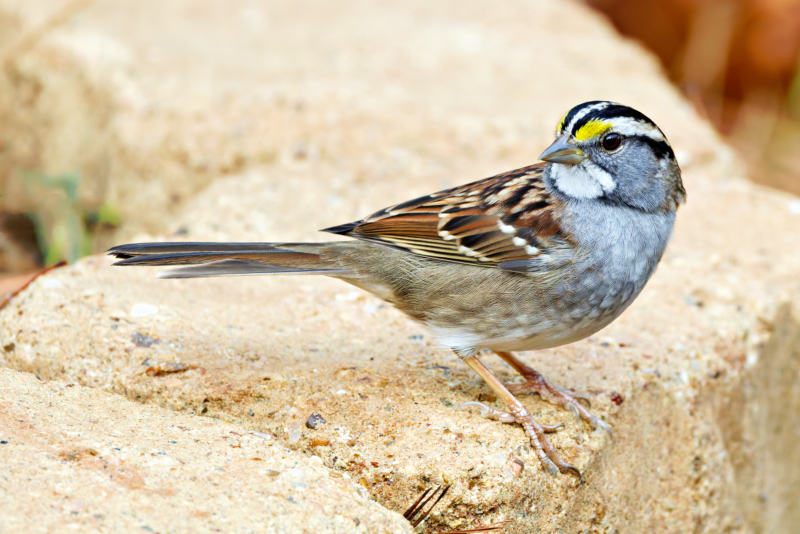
107,242,350,279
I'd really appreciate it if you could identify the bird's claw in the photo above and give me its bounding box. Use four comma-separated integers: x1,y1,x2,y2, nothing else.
566,389,592,408
458,401,516,423
541,457,559,477
593,416,613,437
541,422,566,433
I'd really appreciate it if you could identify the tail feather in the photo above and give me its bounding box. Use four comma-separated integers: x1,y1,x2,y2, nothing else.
107,241,349,279
113,250,318,267
108,242,305,259
155,259,346,279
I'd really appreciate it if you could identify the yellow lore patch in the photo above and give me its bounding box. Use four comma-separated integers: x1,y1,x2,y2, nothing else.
574,119,611,141
556,111,569,134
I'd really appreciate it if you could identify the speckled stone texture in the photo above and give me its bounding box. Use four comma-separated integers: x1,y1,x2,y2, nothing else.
0,368,411,533
1,1,800,533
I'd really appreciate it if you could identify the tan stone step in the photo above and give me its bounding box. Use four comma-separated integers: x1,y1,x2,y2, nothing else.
1,1,800,533
0,367,412,533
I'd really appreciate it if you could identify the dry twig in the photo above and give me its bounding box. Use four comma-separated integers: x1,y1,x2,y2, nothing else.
402,485,510,532
435,521,511,533
0,261,66,312
404,485,451,527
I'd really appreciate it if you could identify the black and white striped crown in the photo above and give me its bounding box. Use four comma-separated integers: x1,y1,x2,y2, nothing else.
556,101,674,160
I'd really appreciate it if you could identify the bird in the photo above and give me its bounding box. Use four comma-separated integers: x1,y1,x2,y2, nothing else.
108,101,685,478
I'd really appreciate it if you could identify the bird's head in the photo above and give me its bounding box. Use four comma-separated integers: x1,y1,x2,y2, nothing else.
540,101,686,212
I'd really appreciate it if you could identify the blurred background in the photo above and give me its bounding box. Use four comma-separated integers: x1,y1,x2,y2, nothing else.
1,0,799,283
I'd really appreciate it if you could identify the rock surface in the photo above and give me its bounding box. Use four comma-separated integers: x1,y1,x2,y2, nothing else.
1,1,800,533
0,367,411,533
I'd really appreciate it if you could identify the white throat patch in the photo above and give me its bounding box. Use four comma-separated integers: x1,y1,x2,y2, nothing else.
550,161,616,199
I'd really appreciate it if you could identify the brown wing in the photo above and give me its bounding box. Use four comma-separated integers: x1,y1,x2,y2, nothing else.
323,163,571,271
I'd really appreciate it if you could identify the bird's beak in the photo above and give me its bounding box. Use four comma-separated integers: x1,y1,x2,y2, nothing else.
539,133,585,165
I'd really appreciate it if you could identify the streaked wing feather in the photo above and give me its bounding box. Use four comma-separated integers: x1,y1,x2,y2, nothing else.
323,163,568,269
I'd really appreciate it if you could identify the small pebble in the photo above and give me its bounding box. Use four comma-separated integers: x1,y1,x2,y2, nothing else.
131,303,158,317
145,362,190,376
132,332,160,348
596,336,619,349
306,413,327,429
511,459,525,477
287,423,302,444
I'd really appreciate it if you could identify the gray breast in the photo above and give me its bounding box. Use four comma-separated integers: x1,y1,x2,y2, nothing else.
538,202,676,346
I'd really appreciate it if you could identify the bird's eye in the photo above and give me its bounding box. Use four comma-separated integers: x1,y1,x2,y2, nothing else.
602,133,622,151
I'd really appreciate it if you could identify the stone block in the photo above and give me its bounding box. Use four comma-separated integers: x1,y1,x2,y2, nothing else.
1,1,800,532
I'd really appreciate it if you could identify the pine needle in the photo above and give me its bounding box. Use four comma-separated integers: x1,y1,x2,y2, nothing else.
402,486,511,532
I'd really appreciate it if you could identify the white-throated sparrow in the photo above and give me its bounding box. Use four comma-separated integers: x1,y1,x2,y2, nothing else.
109,101,685,478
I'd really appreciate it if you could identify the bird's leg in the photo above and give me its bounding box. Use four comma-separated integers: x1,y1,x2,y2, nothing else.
494,350,609,433
459,354,580,478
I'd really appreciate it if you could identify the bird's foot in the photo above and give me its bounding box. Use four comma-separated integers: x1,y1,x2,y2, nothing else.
458,400,580,478
497,351,610,435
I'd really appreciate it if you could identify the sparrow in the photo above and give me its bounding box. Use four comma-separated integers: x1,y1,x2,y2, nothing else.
108,101,685,478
